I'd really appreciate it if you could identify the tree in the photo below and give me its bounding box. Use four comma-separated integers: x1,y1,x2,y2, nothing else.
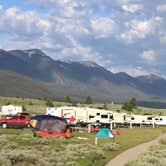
85,96,92,104
130,97,137,108
22,105,27,112
64,96,72,103
45,99,54,107
122,102,133,112
103,103,108,110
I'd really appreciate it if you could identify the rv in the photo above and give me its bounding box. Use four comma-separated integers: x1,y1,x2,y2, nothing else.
154,116,166,126
46,106,127,126
46,106,166,127
127,115,155,125
1,105,22,115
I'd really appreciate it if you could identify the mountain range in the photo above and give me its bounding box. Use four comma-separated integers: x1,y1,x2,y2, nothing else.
0,48,166,102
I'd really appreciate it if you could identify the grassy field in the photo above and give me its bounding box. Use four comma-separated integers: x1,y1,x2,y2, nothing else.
0,127,165,166
126,137,166,166
0,96,166,165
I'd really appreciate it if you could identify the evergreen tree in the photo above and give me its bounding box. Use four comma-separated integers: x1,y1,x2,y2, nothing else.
130,97,137,108
64,96,72,103
85,96,92,104
22,105,27,112
103,103,107,109
45,99,54,107
122,102,133,112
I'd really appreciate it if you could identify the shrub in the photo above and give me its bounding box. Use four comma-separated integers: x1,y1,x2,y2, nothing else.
103,142,120,151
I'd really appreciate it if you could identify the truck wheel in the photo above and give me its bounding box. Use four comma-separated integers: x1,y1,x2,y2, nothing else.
2,123,7,129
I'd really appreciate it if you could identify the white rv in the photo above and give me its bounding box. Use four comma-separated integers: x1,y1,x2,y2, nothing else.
1,105,22,115
46,106,166,127
46,106,127,125
154,116,166,126
127,114,155,125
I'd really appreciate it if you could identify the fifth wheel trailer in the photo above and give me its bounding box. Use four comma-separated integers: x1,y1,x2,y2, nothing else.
46,106,166,126
46,106,127,126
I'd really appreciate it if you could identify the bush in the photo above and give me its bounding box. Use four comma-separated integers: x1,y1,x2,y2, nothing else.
103,142,120,151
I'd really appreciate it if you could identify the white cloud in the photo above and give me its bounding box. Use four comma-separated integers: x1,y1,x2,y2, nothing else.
157,4,166,12
110,66,150,76
91,18,116,38
1,0,166,77
120,17,162,43
0,7,51,37
0,4,3,11
122,3,142,13
139,50,156,63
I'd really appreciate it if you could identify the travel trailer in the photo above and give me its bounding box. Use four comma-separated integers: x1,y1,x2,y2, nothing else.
154,116,166,126
1,105,22,115
127,115,155,125
46,106,166,127
46,106,127,126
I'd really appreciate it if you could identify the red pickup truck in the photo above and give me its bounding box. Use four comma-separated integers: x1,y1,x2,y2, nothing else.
0,114,30,128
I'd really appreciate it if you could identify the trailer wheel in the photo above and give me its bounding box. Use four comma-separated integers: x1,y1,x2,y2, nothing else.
2,123,8,129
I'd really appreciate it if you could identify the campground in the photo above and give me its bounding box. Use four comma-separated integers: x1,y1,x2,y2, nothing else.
0,127,165,166
0,96,166,165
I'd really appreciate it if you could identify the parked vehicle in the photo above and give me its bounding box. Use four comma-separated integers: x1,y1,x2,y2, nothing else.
0,114,30,128
1,105,22,115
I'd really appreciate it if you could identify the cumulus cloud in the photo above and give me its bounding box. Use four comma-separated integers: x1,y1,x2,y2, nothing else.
0,0,166,77
157,4,166,12
120,17,162,43
91,18,116,38
0,7,51,38
139,50,156,63
122,3,142,13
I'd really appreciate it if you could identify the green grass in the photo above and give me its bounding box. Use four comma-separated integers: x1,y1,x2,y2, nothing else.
0,127,164,166
0,96,165,165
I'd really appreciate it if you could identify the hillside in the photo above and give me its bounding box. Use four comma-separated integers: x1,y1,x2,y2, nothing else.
0,49,166,102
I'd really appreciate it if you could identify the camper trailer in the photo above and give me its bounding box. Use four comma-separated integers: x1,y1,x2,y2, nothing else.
127,115,155,125
154,116,166,126
1,105,22,115
46,106,127,126
46,106,166,127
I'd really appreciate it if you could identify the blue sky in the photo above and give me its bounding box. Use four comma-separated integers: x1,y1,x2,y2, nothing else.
0,0,166,77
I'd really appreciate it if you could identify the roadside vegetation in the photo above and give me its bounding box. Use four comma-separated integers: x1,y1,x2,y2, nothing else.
126,137,166,166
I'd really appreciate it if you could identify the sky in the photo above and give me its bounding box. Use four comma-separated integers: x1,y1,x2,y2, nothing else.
0,0,166,77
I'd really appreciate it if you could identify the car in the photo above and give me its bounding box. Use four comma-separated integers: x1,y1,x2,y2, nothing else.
0,114,30,128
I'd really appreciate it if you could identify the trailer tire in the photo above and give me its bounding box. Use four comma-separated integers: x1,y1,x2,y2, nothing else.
2,123,8,129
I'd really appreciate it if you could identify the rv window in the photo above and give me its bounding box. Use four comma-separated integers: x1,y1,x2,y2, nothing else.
131,117,135,120
155,118,158,121
109,115,113,119
101,115,108,118
96,113,100,116
160,118,163,121
89,115,95,119
147,117,152,120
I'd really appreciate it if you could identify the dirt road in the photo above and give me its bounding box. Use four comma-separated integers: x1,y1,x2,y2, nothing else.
106,133,166,166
